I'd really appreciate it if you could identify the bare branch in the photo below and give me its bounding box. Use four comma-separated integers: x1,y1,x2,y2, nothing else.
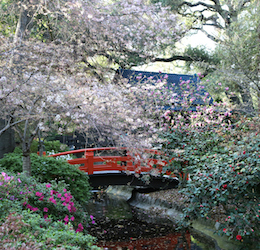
0,118,26,137
197,28,223,43
178,1,216,10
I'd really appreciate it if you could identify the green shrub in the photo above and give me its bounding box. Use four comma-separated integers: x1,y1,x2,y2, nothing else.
0,211,100,249
30,140,70,154
0,153,91,204
159,119,260,245
0,170,99,249
0,170,97,239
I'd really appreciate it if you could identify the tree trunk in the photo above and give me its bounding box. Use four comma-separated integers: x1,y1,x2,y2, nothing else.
231,85,255,115
38,130,45,156
22,152,31,177
0,119,15,159
22,139,32,176
14,1,36,44
240,89,255,115
229,94,241,105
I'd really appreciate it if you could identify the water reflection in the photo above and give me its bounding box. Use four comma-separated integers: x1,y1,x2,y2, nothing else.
87,190,133,220
98,232,192,250
86,190,205,250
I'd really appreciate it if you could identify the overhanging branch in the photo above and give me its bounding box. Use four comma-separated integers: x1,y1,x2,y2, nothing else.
152,55,193,63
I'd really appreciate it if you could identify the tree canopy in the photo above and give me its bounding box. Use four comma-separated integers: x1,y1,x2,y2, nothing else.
0,0,186,174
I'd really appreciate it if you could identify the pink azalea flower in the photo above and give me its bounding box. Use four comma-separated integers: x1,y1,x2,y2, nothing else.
46,184,51,188
39,196,44,201
50,190,58,195
64,215,69,223
76,223,83,233
49,197,57,204
43,207,48,212
27,204,33,210
35,192,43,197
70,216,75,221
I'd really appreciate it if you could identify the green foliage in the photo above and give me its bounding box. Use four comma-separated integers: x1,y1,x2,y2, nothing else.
184,46,220,75
204,1,260,111
0,210,100,249
160,128,226,186
0,153,91,204
0,169,100,249
45,140,70,152
29,139,70,153
160,117,260,244
0,0,18,36
0,212,42,249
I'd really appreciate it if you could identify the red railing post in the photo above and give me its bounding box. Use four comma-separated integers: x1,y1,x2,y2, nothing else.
85,151,94,175
111,159,117,170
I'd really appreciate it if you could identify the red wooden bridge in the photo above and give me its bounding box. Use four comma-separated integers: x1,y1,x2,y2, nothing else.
49,147,181,190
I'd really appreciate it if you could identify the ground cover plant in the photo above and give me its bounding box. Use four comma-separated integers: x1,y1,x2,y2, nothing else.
0,169,100,249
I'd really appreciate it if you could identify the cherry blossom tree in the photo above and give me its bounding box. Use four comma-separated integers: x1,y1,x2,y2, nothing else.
0,0,185,175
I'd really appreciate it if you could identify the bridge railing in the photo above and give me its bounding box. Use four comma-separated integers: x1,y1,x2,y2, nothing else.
48,147,188,179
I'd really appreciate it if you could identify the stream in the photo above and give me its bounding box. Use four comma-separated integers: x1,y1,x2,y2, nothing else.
86,187,215,250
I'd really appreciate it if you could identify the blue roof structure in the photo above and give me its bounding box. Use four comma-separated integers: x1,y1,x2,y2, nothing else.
117,69,213,110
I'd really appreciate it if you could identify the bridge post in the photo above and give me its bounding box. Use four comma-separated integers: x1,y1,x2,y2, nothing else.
85,151,94,175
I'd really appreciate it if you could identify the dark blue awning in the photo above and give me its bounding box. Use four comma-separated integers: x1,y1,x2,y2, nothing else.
117,69,213,107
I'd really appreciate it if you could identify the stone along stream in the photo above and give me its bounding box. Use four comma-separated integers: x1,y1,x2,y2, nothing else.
86,186,215,250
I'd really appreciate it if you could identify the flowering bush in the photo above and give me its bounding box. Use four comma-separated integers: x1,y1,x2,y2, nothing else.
0,153,91,204
0,169,100,249
160,113,260,245
148,74,260,245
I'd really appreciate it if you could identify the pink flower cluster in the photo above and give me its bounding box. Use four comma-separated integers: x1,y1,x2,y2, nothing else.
44,186,77,213
24,203,39,211
1,174,89,234
0,172,18,187
64,214,75,224
76,223,84,233
21,183,78,227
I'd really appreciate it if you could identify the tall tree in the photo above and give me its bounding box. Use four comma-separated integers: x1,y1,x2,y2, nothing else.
207,0,260,113
152,0,252,43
